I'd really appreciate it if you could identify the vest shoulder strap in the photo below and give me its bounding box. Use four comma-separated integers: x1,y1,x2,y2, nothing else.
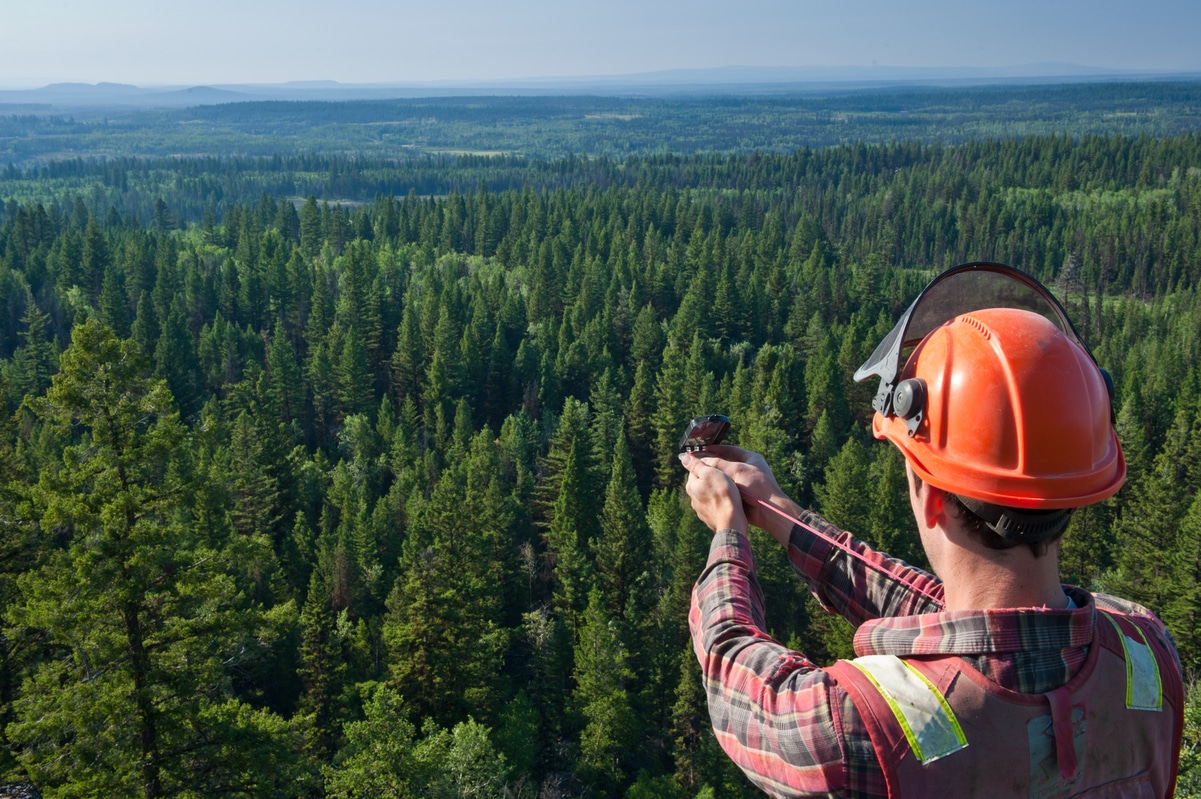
1098,610,1164,711
837,654,968,765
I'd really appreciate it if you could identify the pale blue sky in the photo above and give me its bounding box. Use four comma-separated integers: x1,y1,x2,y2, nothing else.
1,0,1199,88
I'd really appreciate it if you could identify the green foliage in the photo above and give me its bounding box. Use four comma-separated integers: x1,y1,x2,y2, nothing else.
573,590,638,791
326,684,519,799
7,320,296,797
1179,680,1201,799
324,685,418,798
1,129,1199,794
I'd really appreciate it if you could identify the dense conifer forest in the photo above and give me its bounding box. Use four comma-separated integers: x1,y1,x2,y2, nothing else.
3,80,1200,169
2,127,1201,796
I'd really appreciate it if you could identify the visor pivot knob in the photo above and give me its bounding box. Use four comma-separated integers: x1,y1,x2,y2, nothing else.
893,378,926,436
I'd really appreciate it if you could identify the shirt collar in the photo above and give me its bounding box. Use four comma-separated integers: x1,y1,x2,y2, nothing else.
852,585,1096,658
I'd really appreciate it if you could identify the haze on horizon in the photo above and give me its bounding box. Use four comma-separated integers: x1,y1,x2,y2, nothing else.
2,0,1200,89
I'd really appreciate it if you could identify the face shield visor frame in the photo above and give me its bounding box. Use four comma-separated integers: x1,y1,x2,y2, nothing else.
853,262,1098,422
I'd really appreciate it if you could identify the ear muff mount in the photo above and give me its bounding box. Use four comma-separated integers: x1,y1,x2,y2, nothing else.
892,378,926,437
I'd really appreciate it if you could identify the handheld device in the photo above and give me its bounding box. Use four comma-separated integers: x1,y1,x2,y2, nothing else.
678,414,731,453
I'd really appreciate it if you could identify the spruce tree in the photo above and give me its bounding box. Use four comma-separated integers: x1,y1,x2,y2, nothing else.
595,430,654,634
98,257,130,338
9,320,294,797
573,589,637,791
154,300,202,419
4,301,57,408
546,437,598,633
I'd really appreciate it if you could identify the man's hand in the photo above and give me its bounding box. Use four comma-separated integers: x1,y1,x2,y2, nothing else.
682,445,800,545
680,451,747,534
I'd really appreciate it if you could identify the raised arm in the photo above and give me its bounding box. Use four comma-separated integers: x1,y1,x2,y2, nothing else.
681,446,942,626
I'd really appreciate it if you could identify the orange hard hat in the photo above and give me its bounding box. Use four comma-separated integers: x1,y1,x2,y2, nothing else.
874,307,1124,509
856,264,1124,512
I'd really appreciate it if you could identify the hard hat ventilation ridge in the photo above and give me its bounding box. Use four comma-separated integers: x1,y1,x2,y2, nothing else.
958,314,993,340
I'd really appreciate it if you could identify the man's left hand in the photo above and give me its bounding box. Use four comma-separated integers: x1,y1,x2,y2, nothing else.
680,452,748,534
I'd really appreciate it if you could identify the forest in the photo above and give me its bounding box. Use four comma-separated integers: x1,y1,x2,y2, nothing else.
1,123,1201,797
3,80,1201,169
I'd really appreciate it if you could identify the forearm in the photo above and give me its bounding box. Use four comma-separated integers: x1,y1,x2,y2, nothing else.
782,509,943,626
689,528,852,796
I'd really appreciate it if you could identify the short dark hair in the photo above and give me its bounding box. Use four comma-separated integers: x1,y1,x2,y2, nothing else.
944,493,1066,558
912,473,1068,557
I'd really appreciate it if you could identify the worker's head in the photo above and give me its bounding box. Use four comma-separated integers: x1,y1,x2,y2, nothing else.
857,265,1124,555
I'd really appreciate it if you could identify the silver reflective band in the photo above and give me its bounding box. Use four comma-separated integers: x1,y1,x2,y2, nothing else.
849,655,969,765
1105,615,1163,711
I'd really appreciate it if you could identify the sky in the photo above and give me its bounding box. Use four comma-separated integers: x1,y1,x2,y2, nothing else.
1,0,1199,88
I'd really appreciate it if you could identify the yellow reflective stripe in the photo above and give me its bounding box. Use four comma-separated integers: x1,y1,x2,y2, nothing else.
1104,614,1163,711
849,655,969,765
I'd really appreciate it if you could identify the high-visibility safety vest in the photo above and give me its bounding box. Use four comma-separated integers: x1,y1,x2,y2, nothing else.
826,609,1183,798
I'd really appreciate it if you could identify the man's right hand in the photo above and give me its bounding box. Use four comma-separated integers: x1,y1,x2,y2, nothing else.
685,445,801,546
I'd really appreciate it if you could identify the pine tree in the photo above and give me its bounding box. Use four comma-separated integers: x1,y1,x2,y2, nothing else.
629,303,664,375
1164,490,1201,672
98,256,130,337
867,444,924,567
299,196,322,257
651,338,687,488
594,430,654,639
9,321,295,797
625,360,657,492
267,327,305,431
52,226,85,293
4,300,57,408
573,589,637,790
669,649,729,795
546,436,598,633
154,300,202,419
307,339,339,450
816,435,872,538
322,684,417,797
383,464,510,727
338,326,375,420
1111,398,1193,609
130,290,160,357
298,571,348,761
227,410,286,542
80,214,109,296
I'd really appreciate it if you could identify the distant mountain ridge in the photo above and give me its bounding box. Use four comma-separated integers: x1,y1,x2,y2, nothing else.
2,64,1200,108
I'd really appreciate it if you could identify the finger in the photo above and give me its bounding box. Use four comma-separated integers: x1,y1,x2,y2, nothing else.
683,455,722,487
700,444,749,462
684,454,718,482
692,451,728,469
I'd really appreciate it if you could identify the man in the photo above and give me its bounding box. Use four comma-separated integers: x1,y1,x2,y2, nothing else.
681,264,1183,797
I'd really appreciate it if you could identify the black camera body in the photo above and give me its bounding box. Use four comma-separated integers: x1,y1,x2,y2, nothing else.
678,414,731,453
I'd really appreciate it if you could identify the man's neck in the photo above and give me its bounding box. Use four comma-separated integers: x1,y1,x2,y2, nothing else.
939,549,1068,611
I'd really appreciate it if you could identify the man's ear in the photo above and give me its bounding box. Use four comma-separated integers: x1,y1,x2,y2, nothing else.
918,482,947,530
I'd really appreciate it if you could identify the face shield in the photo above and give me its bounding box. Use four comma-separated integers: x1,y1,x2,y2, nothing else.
854,262,1094,421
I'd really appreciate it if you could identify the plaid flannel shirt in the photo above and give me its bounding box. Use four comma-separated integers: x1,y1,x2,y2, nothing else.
688,510,1177,798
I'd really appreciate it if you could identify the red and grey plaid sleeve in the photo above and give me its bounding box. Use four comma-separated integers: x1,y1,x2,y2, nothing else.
689,529,886,798
784,509,944,625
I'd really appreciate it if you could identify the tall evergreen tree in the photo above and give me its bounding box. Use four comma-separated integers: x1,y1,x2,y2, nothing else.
594,430,654,638
4,300,57,409
383,465,510,727
546,436,598,634
8,321,295,797
338,326,375,420
154,300,202,419
98,256,130,338
573,589,637,791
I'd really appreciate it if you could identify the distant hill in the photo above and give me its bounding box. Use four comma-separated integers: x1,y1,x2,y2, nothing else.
2,65,1200,109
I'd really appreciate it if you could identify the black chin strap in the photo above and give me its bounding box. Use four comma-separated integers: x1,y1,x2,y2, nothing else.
954,496,1074,543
